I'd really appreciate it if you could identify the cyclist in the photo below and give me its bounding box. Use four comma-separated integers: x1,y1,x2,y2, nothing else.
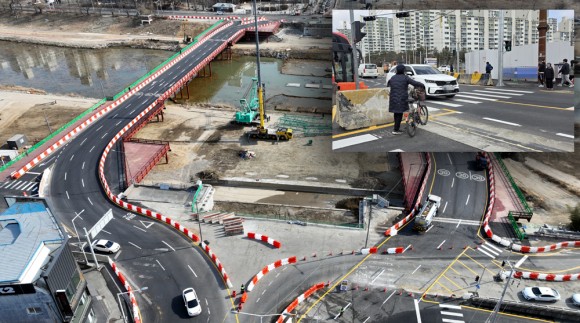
387,64,426,135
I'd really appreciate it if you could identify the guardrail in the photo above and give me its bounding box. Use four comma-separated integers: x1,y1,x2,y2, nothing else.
493,153,533,214
507,211,526,241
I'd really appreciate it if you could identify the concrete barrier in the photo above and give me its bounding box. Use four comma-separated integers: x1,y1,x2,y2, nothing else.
246,256,297,292
335,88,393,130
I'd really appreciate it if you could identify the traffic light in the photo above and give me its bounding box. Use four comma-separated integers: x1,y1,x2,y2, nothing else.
353,21,366,43
504,40,512,52
396,12,411,18
475,275,480,282
363,16,376,22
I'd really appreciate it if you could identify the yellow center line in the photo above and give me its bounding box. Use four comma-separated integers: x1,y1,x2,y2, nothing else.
456,259,479,276
442,274,464,290
494,99,571,111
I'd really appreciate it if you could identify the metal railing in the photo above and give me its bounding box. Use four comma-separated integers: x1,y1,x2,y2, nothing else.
507,211,526,241
493,153,533,214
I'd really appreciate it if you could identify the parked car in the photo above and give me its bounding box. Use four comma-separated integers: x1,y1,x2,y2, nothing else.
183,288,202,316
438,65,450,73
91,239,120,254
358,63,379,78
521,287,561,302
572,293,580,306
386,64,459,98
216,10,224,15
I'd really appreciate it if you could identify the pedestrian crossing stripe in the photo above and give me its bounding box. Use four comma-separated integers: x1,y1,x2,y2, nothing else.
426,101,462,108
474,89,523,96
486,88,534,94
0,181,38,191
332,134,379,150
439,304,462,310
454,94,498,101
442,319,465,323
453,98,482,104
477,242,503,258
469,91,512,98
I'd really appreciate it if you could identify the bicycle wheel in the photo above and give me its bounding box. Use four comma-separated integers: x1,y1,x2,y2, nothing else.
407,120,417,137
418,104,429,125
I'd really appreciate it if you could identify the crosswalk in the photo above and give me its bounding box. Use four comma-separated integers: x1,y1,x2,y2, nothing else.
428,88,533,108
476,241,503,259
0,180,39,192
439,303,465,323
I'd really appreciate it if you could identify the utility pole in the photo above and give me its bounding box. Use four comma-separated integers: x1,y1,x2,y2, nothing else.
350,9,360,89
456,39,460,73
537,10,549,67
497,10,505,86
487,261,514,323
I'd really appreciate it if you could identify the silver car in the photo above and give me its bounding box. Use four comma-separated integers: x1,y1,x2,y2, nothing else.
521,287,560,302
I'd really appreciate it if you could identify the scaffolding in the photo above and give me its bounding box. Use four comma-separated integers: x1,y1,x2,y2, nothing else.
277,114,332,137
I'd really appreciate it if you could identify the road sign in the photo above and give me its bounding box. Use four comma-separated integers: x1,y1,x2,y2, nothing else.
87,209,113,239
476,284,481,289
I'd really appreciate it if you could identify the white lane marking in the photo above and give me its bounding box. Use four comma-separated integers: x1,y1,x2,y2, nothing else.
482,117,521,127
90,146,95,153
80,138,87,146
188,265,198,278
371,269,385,284
205,298,208,306
447,153,452,165
484,242,503,254
455,94,498,101
441,311,464,317
113,113,118,118
477,246,495,259
515,255,529,268
442,201,448,213
456,220,462,228
411,265,422,275
70,154,75,161
156,259,165,271
465,194,470,205
82,179,85,187
474,89,522,96
479,244,500,256
256,297,260,303
432,218,481,226
556,133,574,139
487,88,534,94
66,191,70,199
5,181,19,189
133,225,146,233
22,182,36,191
262,290,267,295
426,106,440,112
82,162,85,169
442,319,465,323
332,134,379,150
566,106,574,110
115,121,122,126
102,229,111,234
129,242,142,249
463,92,510,99
414,299,422,323
101,132,108,139
382,291,396,305
129,109,136,114
96,125,103,132
87,197,93,205
439,304,462,310
275,273,280,278
425,225,434,233
126,103,132,108
114,250,122,259
427,100,462,108
268,281,273,286
451,177,455,188
162,241,176,251
14,182,27,190
437,240,446,249
453,98,481,104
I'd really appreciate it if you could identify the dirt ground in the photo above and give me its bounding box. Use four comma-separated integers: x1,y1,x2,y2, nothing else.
0,87,98,149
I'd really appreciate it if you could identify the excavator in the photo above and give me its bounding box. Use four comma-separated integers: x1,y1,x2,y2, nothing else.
234,78,259,124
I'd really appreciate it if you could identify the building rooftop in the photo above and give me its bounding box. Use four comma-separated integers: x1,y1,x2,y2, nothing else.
0,200,64,284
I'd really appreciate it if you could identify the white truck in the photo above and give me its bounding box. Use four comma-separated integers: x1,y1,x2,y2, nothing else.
413,194,441,232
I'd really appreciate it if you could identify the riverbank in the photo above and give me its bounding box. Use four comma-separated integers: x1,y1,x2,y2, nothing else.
0,12,329,57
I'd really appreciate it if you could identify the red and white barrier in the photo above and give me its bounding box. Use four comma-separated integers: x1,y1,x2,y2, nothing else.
276,282,325,323
360,246,378,255
109,258,142,323
200,241,234,288
247,232,281,248
246,256,297,292
385,153,432,236
385,247,405,254
167,15,241,21
512,271,580,281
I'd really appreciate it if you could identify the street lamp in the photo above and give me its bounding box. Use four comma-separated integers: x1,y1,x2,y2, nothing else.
72,210,89,265
235,310,296,323
118,287,149,323
192,180,203,241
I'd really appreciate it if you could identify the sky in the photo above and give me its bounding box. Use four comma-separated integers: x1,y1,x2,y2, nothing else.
332,9,575,32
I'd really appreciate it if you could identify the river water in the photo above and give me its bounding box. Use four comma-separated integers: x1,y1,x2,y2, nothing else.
0,41,331,108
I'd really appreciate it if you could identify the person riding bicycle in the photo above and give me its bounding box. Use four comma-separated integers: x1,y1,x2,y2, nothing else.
387,64,426,135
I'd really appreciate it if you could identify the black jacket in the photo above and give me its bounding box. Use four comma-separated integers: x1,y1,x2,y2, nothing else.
560,62,570,75
485,63,493,73
387,74,425,113
538,62,546,73
545,67,555,80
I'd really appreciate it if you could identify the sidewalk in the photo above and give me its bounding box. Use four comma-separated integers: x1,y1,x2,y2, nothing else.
85,267,124,323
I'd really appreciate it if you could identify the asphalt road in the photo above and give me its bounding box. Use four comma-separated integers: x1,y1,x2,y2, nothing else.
0,20,271,323
334,0,580,10
333,81,574,152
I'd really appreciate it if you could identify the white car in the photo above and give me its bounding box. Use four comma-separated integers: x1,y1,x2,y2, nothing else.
572,293,580,306
438,65,450,73
91,239,120,254
358,63,379,78
216,11,224,15
521,287,561,302
386,64,459,98
183,288,202,316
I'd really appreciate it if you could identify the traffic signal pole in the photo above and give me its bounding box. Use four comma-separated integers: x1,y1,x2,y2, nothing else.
350,9,360,90
497,10,505,86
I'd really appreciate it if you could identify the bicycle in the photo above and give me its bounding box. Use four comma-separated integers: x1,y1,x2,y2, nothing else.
404,87,429,137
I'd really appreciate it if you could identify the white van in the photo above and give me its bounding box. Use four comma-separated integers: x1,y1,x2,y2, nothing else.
358,64,379,78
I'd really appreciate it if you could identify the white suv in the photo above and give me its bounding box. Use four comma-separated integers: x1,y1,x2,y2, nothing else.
386,64,459,98
358,64,379,78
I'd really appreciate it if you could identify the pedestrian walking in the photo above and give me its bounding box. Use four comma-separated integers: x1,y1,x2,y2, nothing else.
386,64,425,135
538,60,546,87
450,64,454,73
569,60,576,88
559,58,570,86
485,62,493,86
545,63,555,90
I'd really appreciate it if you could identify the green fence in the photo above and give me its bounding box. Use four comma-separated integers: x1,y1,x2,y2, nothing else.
1,21,225,175
493,153,533,214
508,211,526,241
278,114,332,137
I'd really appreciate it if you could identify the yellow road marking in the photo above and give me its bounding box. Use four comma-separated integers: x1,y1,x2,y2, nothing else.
494,100,571,111
332,105,336,122
436,281,455,294
332,123,393,139
429,110,462,119
463,254,496,275
539,90,574,94
460,304,554,322
448,265,464,277
456,260,479,276
423,247,469,296
428,152,437,195
442,274,464,290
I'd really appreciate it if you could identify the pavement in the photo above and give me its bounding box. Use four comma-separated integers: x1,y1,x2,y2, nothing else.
84,267,124,323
